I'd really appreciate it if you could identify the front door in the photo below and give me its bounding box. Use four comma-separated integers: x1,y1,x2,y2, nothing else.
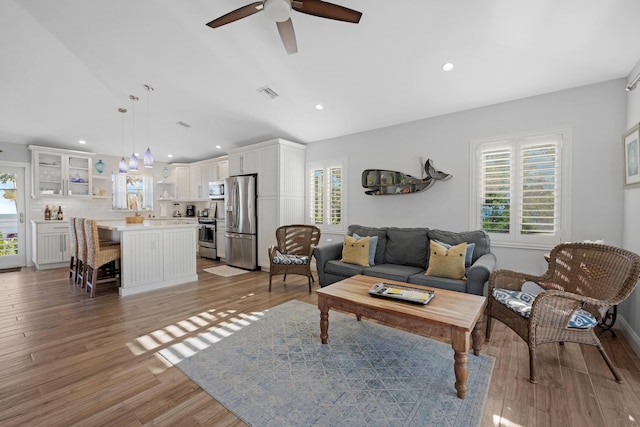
0,165,26,268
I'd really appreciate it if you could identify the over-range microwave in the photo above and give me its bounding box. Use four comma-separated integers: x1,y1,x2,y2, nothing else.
209,181,225,199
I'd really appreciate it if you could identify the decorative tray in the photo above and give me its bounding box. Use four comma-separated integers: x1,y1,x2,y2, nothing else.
368,283,435,305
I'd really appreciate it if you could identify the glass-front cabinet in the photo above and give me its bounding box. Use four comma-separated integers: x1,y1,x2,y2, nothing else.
29,146,93,198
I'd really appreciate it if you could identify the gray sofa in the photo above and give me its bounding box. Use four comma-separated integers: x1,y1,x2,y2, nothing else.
313,225,497,296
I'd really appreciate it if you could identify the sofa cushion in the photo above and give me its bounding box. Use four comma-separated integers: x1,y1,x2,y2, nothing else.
341,235,370,267
363,264,425,282
348,225,388,265
325,259,367,277
384,227,429,267
428,229,490,265
425,241,467,280
354,233,379,266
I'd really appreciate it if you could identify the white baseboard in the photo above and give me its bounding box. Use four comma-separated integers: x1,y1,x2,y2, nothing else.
615,314,640,357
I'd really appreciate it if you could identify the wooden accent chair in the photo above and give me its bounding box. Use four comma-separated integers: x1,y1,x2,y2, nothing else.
486,242,640,384
268,224,321,292
83,219,121,298
68,217,79,282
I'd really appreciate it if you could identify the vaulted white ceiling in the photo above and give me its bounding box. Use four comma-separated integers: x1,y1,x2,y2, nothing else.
2,0,640,163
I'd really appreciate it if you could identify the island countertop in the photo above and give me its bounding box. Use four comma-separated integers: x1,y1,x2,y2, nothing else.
96,219,198,231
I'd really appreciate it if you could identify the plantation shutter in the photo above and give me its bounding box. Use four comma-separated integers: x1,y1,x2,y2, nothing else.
328,167,342,225
480,147,511,234
520,141,559,236
309,168,324,225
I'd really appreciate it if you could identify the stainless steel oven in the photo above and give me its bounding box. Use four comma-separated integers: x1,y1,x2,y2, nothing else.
198,219,217,259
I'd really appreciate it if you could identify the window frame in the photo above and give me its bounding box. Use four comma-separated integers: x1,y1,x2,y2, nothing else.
112,173,154,211
469,127,572,250
307,159,347,234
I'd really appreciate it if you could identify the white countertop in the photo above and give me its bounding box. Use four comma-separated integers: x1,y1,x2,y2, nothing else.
96,220,199,231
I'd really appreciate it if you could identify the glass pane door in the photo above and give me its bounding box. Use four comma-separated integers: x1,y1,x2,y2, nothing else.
0,165,26,268
35,152,63,196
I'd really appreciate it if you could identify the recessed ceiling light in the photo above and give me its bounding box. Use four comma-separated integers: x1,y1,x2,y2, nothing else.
315,104,324,110
167,154,173,158
79,140,86,144
442,62,454,71
215,145,222,149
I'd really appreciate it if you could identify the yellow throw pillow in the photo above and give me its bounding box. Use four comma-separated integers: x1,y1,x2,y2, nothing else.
425,241,467,280
341,235,371,267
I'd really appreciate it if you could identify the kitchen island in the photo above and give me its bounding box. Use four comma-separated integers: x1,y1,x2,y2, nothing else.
97,220,198,296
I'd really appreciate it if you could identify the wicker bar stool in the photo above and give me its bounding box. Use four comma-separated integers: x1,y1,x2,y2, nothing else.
83,219,121,298
68,217,79,282
74,218,87,287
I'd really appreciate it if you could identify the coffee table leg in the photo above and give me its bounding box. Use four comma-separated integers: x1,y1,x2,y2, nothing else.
471,317,483,356
452,329,470,399
318,296,329,344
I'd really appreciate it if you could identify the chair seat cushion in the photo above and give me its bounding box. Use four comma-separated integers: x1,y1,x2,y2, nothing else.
492,288,598,329
272,252,309,265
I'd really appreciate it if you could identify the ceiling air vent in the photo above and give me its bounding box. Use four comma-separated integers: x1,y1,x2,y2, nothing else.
177,121,191,128
257,85,279,100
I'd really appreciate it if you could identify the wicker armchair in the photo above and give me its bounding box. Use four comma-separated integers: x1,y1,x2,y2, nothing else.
268,225,321,292
68,217,79,282
486,242,640,384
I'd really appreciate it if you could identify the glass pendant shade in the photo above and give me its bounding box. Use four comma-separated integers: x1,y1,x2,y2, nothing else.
129,153,139,171
143,147,153,168
118,157,128,174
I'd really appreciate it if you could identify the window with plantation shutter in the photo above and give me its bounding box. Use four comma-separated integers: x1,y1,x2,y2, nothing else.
308,161,346,232
470,128,571,248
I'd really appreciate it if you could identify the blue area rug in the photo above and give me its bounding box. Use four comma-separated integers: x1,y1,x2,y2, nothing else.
159,300,494,427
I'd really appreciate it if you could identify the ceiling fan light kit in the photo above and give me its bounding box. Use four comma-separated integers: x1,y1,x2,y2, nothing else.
263,0,291,22
206,0,362,54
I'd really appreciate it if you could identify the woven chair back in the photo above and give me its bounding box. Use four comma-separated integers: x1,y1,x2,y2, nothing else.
75,218,87,263
275,225,321,256
68,217,78,257
545,242,640,305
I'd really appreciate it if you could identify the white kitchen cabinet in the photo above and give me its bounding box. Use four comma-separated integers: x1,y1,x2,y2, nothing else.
216,219,225,259
29,146,94,198
31,221,71,269
92,175,111,199
174,165,191,201
229,150,258,175
216,160,229,180
189,164,204,200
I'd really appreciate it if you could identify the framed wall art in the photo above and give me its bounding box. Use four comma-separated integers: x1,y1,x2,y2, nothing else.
624,123,640,187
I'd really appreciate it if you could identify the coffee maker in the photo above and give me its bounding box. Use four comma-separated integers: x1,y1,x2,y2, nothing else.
186,205,195,217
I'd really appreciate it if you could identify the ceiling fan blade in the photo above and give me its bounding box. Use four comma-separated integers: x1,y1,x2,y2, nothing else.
292,0,362,23
206,2,264,28
276,19,298,54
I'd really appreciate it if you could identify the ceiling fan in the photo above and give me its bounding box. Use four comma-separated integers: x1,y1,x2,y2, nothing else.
206,0,362,54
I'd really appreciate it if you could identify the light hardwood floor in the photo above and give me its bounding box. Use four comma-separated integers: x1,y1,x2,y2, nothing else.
1,258,639,426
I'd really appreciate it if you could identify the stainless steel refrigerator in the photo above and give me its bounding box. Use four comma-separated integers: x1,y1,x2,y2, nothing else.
224,174,257,270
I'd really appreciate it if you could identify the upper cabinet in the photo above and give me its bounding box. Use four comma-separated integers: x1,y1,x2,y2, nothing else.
229,150,258,175
29,145,94,198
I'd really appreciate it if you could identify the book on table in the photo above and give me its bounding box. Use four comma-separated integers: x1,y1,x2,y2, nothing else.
368,282,435,305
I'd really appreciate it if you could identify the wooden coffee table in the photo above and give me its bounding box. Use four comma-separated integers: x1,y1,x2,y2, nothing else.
316,275,486,399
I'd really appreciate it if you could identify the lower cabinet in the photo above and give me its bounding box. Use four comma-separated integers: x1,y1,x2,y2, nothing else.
31,221,71,269
216,220,225,259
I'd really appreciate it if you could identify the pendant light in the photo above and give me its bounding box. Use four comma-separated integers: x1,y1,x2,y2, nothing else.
143,84,154,168
129,95,139,171
118,108,128,174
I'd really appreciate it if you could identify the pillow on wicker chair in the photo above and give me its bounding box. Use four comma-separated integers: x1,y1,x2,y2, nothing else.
492,288,598,329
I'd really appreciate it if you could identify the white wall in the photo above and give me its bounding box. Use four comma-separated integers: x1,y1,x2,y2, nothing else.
619,59,640,354
307,79,627,275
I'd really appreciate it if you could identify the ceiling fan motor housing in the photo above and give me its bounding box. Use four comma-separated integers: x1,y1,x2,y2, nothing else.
263,0,291,22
